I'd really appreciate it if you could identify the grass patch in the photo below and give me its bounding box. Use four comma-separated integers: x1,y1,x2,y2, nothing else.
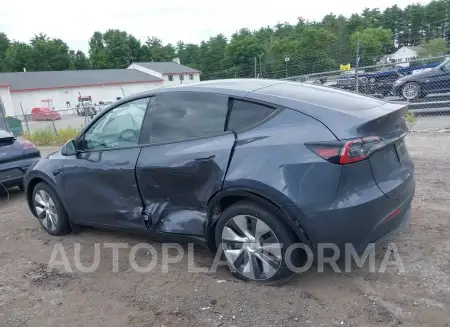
22,126,81,146
405,112,416,124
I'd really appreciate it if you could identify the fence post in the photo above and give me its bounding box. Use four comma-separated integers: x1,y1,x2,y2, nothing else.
20,103,29,134
355,39,360,94
49,99,58,137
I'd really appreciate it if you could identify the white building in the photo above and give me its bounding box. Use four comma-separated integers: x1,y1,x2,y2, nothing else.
379,46,423,66
0,60,200,118
128,59,201,86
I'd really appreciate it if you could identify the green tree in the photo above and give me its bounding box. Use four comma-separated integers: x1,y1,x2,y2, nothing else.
0,33,10,72
142,37,176,62
4,42,33,72
350,28,394,66
69,50,90,70
297,27,337,74
89,31,108,69
422,38,449,56
225,35,264,76
197,34,229,79
30,34,71,71
102,29,132,68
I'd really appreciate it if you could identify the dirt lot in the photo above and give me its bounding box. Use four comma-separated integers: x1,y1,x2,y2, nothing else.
1,133,449,327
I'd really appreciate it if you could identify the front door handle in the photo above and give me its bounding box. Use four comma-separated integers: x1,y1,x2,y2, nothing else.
52,168,62,176
195,155,215,162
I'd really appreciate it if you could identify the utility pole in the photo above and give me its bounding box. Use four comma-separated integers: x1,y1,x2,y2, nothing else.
254,57,257,78
284,56,290,78
259,53,263,78
355,39,360,94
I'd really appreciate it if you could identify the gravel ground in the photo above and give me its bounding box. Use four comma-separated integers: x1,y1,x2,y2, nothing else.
1,133,450,327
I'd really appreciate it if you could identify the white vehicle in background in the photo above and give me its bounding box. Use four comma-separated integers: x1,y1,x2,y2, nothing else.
98,100,115,112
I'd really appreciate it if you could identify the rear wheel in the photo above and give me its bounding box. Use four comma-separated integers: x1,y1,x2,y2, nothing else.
402,82,421,100
215,201,298,284
32,182,70,236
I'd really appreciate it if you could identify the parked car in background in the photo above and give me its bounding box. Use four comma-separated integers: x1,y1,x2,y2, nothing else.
24,80,415,284
393,57,450,100
335,61,442,97
76,100,97,116
0,129,40,192
31,107,61,121
98,100,115,112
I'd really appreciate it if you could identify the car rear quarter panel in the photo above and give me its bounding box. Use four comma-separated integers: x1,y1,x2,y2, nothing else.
224,109,342,209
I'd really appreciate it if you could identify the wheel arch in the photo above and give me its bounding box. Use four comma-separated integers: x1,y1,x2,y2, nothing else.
205,187,311,252
25,173,59,217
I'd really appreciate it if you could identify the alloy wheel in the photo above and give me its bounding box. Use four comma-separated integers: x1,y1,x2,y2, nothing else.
34,190,59,232
221,215,282,280
402,83,420,100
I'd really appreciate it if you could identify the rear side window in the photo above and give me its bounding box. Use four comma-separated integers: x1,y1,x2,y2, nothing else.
147,92,228,144
227,100,274,132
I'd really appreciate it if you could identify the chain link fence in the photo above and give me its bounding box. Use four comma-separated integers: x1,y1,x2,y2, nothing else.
6,54,450,139
282,55,450,132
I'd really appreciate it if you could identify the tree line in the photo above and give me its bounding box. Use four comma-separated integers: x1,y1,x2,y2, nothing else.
0,0,450,79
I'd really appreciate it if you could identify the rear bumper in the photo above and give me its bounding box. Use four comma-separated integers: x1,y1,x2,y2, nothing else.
0,157,40,187
288,177,415,257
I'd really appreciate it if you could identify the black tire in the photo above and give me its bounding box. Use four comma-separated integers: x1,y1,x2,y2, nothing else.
215,201,299,285
32,182,70,236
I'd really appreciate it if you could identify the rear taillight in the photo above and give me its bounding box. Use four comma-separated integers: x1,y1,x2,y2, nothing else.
306,136,385,165
19,139,36,149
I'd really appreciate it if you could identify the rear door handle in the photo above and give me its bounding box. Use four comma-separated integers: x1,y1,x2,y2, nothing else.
195,155,215,161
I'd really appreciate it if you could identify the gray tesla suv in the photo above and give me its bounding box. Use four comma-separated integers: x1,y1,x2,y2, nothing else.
24,79,415,283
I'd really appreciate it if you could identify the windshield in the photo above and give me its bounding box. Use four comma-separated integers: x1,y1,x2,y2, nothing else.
436,58,450,70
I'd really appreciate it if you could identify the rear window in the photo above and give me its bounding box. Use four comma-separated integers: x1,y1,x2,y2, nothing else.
227,100,274,132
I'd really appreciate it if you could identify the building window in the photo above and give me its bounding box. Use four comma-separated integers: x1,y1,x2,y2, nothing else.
189,74,194,80
179,74,184,81
168,75,174,81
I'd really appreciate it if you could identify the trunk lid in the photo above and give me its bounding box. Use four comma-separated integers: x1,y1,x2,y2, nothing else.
327,102,413,199
252,83,414,198
328,102,414,199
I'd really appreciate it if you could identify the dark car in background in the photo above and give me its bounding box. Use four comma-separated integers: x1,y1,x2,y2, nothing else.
393,58,450,100
23,79,415,284
0,129,40,192
335,62,442,97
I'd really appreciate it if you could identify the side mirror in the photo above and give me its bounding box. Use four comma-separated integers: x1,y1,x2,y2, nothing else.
61,139,77,156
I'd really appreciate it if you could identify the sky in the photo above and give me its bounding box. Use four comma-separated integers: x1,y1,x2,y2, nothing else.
1,0,431,53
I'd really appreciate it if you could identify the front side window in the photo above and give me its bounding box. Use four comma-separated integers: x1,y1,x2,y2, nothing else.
146,92,228,144
82,97,150,150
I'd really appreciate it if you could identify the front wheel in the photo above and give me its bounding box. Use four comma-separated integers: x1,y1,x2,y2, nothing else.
32,182,70,236
215,201,299,284
402,82,421,100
